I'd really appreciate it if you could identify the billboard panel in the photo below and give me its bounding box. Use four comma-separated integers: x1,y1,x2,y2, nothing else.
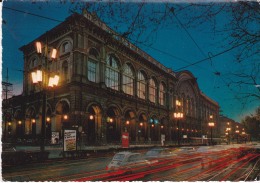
64,129,77,152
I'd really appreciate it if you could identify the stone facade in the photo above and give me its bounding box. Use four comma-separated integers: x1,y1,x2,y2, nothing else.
2,12,220,145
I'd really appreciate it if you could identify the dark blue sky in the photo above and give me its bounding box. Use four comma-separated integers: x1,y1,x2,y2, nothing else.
2,1,259,122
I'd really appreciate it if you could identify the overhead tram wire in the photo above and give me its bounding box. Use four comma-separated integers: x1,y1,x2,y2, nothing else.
174,39,255,72
167,4,239,96
167,5,224,74
4,5,210,72
3,6,63,23
4,5,255,99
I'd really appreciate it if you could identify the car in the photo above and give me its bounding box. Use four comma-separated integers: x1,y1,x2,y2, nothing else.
144,148,177,159
176,146,197,154
106,151,149,173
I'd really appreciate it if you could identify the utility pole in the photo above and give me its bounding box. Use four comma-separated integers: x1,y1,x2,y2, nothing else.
2,68,13,142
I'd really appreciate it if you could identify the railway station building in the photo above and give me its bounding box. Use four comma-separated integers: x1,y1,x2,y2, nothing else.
2,12,220,145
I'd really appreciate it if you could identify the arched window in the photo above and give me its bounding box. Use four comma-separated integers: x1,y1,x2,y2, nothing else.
30,58,37,69
88,48,99,83
62,61,69,83
137,71,146,99
149,78,157,103
105,54,119,90
60,41,71,54
159,82,166,106
122,64,134,95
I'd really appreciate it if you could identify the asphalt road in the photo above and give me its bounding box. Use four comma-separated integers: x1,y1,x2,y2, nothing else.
2,144,260,181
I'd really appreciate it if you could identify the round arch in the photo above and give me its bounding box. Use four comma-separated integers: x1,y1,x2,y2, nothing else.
106,52,122,67
25,106,36,137
106,105,122,143
84,102,103,145
88,47,100,59
13,109,23,137
137,113,148,142
149,114,160,142
57,37,73,54
55,99,70,131
124,109,137,142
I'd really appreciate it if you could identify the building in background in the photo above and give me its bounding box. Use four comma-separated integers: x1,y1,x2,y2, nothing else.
219,115,247,144
2,12,220,145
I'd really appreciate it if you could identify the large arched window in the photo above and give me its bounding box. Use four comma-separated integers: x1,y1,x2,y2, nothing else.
137,71,146,99
149,78,157,103
122,64,134,95
105,54,119,90
159,82,166,106
88,48,99,83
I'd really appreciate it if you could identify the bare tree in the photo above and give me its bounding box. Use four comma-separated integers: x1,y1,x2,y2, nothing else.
241,106,260,140
69,1,260,102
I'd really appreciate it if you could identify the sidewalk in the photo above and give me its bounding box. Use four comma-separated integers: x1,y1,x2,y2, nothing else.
15,144,159,159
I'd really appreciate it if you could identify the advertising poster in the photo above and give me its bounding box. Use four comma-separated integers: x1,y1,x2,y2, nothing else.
51,132,59,144
64,129,77,152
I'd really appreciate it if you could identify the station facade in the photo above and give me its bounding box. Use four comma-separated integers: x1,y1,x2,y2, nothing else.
3,12,219,145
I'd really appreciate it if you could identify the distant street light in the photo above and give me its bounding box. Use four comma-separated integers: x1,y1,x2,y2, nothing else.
226,127,231,144
208,115,215,145
174,99,183,146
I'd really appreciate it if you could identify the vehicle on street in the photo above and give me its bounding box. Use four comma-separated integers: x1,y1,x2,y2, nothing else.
144,148,177,159
176,146,197,154
106,151,149,173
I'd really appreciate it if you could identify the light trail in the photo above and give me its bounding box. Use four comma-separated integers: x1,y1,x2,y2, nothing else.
220,154,260,181
188,153,253,181
243,157,260,181
76,148,244,181
103,156,206,181
154,151,241,181
4,146,258,181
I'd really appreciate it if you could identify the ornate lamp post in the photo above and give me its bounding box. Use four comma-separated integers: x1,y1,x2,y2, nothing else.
174,99,183,146
208,115,215,145
31,41,59,152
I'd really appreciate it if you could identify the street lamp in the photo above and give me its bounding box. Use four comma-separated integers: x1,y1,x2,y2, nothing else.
235,130,240,144
31,41,59,152
226,127,231,144
174,99,183,146
208,115,215,145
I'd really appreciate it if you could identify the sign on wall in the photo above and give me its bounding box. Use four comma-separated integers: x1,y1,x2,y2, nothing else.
51,131,59,144
64,129,77,152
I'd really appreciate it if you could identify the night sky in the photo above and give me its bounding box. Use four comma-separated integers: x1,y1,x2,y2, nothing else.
2,1,259,122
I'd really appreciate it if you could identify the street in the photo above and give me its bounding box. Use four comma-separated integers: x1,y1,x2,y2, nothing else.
2,143,260,181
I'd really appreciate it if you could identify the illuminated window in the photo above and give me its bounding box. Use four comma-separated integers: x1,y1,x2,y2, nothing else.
105,54,119,90
137,71,146,99
149,78,157,103
159,82,166,106
122,64,134,95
